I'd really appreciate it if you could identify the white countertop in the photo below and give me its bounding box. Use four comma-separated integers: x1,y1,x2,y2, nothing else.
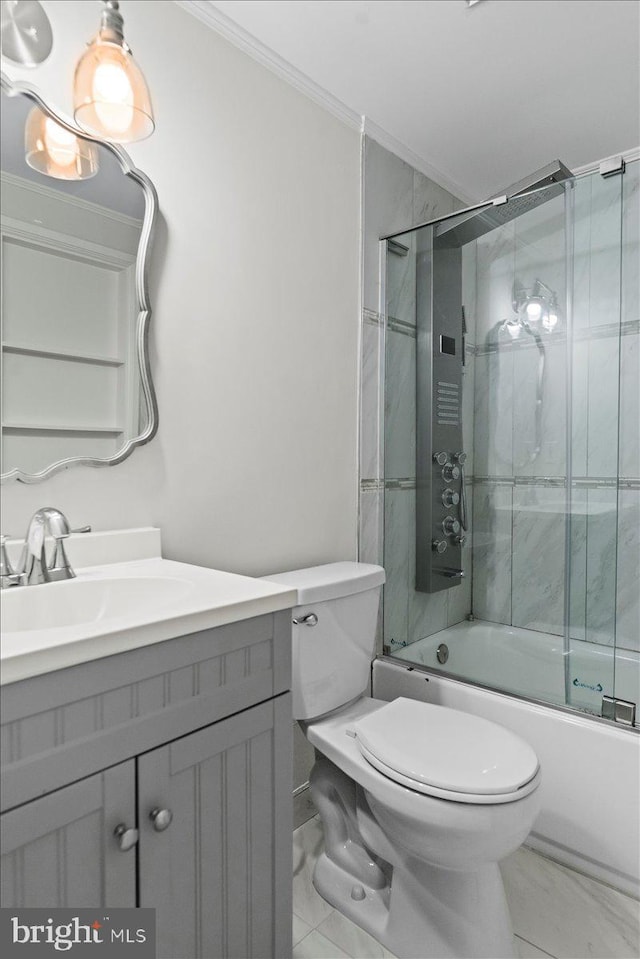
1,528,297,685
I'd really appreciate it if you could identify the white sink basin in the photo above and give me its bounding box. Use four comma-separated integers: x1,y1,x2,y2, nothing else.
2,575,194,633
0,552,297,685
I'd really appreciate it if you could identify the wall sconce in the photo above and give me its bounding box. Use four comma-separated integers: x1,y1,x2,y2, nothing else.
25,106,99,180
73,0,154,143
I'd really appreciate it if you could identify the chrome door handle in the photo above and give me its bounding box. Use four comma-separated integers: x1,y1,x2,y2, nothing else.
149,807,173,832
114,823,139,851
293,613,318,627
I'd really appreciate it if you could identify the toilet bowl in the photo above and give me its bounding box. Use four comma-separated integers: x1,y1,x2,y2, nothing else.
264,562,541,959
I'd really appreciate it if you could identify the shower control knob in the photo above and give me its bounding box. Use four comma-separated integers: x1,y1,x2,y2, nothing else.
443,516,461,536
432,539,448,554
452,451,467,465
442,464,460,482
433,451,448,466
454,535,467,546
442,488,460,508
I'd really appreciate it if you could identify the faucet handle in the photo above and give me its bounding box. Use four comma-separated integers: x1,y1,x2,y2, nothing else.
1,535,15,575
48,538,76,581
1,535,26,588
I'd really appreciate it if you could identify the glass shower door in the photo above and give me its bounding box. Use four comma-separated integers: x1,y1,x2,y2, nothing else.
568,162,638,722
382,168,636,723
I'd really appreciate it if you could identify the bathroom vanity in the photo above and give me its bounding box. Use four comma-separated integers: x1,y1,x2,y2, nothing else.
0,529,296,959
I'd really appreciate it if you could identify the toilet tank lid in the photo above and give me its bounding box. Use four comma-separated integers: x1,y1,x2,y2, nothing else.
261,562,385,605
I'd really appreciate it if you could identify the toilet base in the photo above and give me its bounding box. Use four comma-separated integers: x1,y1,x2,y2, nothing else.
313,851,390,945
309,753,517,959
313,846,516,959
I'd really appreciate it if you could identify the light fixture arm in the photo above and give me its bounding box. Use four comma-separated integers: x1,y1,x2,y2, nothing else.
99,1,126,47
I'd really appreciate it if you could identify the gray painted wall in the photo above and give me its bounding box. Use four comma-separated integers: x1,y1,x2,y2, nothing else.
1,1,361,579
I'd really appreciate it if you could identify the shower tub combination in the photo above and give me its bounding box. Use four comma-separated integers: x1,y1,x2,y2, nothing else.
376,157,640,899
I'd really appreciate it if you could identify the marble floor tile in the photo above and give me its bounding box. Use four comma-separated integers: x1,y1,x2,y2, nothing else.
294,787,318,830
501,845,640,959
293,817,640,959
293,929,352,959
317,909,397,959
515,936,555,958
294,913,314,948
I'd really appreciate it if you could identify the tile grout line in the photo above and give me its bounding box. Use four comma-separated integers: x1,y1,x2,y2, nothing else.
515,933,558,959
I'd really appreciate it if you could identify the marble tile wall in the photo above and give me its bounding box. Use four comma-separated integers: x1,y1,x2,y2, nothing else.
361,145,638,666
358,136,468,653
511,487,566,635
471,162,639,655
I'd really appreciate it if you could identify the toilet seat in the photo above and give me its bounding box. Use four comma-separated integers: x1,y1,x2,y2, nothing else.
352,698,540,804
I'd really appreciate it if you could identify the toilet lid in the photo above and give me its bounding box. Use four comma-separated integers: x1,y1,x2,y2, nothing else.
353,699,539,797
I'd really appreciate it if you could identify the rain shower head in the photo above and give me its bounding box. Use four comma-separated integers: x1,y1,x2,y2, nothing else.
435,160,573,247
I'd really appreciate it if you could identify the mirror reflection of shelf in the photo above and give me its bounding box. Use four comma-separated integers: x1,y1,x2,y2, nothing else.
2,423,124,434
2,342,125,367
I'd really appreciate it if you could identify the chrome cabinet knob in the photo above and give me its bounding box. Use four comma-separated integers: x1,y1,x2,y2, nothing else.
149,807,173,832
442,488,460,507
432,539,447,554
443,516,461,536
433,451,448,466
114,823,139,851
442,464,461,482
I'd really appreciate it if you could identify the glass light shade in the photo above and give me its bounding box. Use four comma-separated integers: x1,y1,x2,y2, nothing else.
74,40,154,143
25,107,99,180
543,311,559,331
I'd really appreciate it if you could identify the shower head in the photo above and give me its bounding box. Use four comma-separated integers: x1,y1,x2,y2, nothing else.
435,160,573,248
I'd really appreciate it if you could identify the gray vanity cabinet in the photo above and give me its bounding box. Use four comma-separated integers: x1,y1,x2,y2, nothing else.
140,699,289,959
1,611,293,959
1,760,136,908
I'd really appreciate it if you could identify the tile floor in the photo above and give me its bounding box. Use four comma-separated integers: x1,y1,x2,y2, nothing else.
293,816,640,959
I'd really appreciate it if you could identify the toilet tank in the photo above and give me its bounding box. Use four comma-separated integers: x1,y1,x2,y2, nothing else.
263,562,385,720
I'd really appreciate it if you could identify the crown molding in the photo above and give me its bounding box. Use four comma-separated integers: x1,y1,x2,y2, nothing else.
175,0,361,130
572,146,640,177
175,1,473,203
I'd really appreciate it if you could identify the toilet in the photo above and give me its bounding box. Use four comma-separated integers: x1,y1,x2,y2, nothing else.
265,562,541,959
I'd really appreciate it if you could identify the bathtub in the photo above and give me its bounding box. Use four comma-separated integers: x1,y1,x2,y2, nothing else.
389,620,640,716
373,621,640,898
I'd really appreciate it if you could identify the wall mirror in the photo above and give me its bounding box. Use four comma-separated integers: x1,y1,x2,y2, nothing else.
0,74,158,483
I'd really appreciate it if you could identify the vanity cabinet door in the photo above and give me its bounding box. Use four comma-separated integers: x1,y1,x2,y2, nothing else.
138,694,292,959
1,760,136,908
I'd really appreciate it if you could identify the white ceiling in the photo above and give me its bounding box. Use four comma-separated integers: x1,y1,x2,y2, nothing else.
200,0,640,200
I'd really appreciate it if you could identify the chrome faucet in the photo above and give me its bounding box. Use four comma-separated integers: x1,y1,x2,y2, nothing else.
17,507,76,586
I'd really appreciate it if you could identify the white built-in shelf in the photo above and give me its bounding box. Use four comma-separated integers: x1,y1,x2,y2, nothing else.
2,423,124,435
2,341,124,367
